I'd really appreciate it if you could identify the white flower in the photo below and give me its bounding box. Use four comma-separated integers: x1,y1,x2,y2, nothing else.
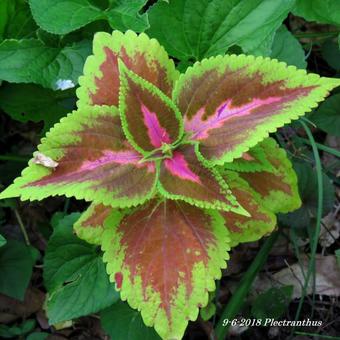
56,79,75,90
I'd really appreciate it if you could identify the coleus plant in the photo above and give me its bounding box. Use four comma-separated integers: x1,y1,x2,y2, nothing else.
1,30,340,339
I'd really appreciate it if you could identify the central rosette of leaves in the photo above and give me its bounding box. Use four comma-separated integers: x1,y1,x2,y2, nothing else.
141,138,179,162
160,142,173,158
117,60,251,209
142,143,175,164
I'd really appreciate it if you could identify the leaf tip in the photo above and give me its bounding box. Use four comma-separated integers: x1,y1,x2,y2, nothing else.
0,185,19,200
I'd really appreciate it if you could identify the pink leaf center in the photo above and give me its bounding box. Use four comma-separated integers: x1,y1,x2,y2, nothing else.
79,150,155,173
185,97,282,141
141,103,171,148
164,151,201,183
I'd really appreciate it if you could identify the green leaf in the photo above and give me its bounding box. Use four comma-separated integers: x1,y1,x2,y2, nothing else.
247,29,276,57
0,83,75,131
101,301,161,340
26,332,49,340
0,0,12,39
293,0,340,25
271,25,307,69
29,0,149,35
0,39,91,90
309,93,340,136
0,240,39,300
335,249,340,267
0,198,16,209
251,286,293,320
0,319,35,338
200,293,216,321
44,213,119,324
248,25,307,69
147,0,295,60
0,234,6,247
0,0,37,40
278,162,335,229
321,39,340,71
36,28,61,47
0,159,27,187
50,211,67,229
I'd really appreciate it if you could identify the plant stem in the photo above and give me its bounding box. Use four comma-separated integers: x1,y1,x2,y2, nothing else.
14,209,30,246
0,155,30,162
214,232,278,339
212,280,221,327
293,121,324,329
63,198,70,214
294,31,340,39
295,331,340,340
298,137,340,158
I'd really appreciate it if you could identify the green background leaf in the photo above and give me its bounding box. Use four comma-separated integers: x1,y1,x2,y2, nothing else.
0,234,6,247
0,0,37,40
0,319,36,338
309,93,340,136
0,240,39,300
147,0,295,60
29,0,149,35
251,286,294,320
0,39,91,89
0,83,75,130
100,301,161,340
44,213,119,324
36,28,61,47
271,25,307,69
293,0,340,25
321,39,340,71
335,249,340,267
26,332,49,340
247,29,275,57
250,25,307,68
278,162,335,229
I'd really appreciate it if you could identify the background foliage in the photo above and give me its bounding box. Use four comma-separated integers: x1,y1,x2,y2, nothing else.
0,0,339,339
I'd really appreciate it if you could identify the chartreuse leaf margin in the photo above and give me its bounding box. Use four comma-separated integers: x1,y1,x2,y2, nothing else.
1,30,340,340
73,203,113,246
218,170,277,247
102,199,230,340
29,0,149,34
173,54,340,166
0,105,158,208
77,30,179,109
239,137,302,214
118,60,184,156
